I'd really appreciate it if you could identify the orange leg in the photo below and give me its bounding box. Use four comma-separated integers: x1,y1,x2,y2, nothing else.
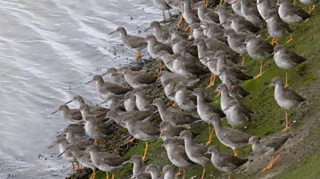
111,173,115,179
206,125,214,146
254,61,264,79
286,34,293,43
200,167,206,179
142,141,149,161
282,110,290,132
175,167,183,177
285,70,289,88
89,169,96,179
241,55,245,66
206,73,216,89
204,0,209,6
271,38,278,46
184,25,192,35
135,51,142,61
94,139,101,145
158,61,163,78
106,173,109,179
176,16,185,27
262,152,281,171
233,149,240,157
215,91,221,97
220,0,224,5
171,101,177,108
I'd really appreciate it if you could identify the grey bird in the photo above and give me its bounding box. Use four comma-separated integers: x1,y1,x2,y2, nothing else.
65,95,109,116
106,110,154,127
145,164,163,179
87,145,128,179
226,0,243,17
214,5,232,29
273,45,306,87
124,93,138,112
207,146,248,178
85,75,131,98
162,165,177,179
109,27,147,60
207,113,251,156
223,29,247,65
239,0,265,26
159,71,199,88
162,79,178,103
102,67,129,87
265,11,292,45
193,88,225,145
170,30,198,56
257,0,277,20
229,14,260,35
249,134,292,171
200,21,227,43
160,121,190,141
51,104,82,123
182,0,200,27
121,116,160,161
145,35,173,59
133,89,154,111
174,84,197,111
245,36,274,78
128,155,151,179
152,98,199,126
195,3,220,23
147,21,171,46
152,0,172,20
163,138,193,178
119,67,157,89
158,51,178,72
278,0,310,25
270,77,305,132
179,130,211,179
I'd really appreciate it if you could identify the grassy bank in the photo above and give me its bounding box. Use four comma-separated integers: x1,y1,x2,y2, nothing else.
75,4,320,179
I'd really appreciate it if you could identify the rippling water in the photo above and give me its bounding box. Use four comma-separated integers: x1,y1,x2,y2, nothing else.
0,0,162,178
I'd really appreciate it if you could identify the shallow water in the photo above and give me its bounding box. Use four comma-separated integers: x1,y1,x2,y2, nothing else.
0,0,162,178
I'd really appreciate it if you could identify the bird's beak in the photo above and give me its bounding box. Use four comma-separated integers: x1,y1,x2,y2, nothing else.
268,84,273,88
85,79,94,85
144,27,151,32
109,30,117,35
50,109,59,114
64,98,74,105
57,150,67,158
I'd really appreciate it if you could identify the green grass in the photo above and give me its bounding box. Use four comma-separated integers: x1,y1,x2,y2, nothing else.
85,4,320,179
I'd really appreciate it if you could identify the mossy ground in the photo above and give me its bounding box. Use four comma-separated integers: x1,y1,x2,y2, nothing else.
72,3,320,179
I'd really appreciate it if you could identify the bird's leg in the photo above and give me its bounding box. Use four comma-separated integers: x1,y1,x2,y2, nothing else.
228,174,231,179
182,168,186,179
310,4,316,12
72,162,75,174
206,73,216,89
200,167,206,179
220,0,224,5
271,38,278,46
176,16,185,27
285,70,289,88
286,34,293,43
204,0,209,7
142,141,149,161
135,51,142,61
168,10,172,19
111,173,115,179
127,136,136,143
262,152,281,171
106,173,109,179
241,55,245,66
158,61,163,78
163,10,166,21
254,61,264,79
184,25,192,36
89,169,96,179
175,167,183,176
206,125,214,146
233,149,240,157
94,139,101,145
215,91,221,97
171,101,177,108
282,110,290,132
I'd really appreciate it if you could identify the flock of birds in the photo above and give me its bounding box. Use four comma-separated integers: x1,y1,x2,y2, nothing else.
49,0,317,178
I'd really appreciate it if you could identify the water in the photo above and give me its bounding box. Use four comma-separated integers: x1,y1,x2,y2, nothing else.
0,1,162,178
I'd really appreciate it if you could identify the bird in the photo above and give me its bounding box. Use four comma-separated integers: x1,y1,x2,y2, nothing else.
152,98,200,126
245,36,274,78
147,21,171,46
124,93,139,112
207,113,251,156
229,14,260,35
119,67,157,88
101,67,129,87
174,84,197,111
162,138,193,179
239,0,265,26
273,45,307,87
193,88,225,145
182,0,200,34
256,0,277,20
270,76,305,132
195,3,220,24
224,29,247,66
162,165,176,179
86,145,128,179
121,116,160,161
160,121,190,141
145,35,173,59
145,164,163,179
133,89,154,111
249,134,292,171
207,146,248,179
51,104,82,123
128,155,151,179
109,27,147,60
179,130,211,179
152,0,172,20
264,10,292,45
85,75,131,98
